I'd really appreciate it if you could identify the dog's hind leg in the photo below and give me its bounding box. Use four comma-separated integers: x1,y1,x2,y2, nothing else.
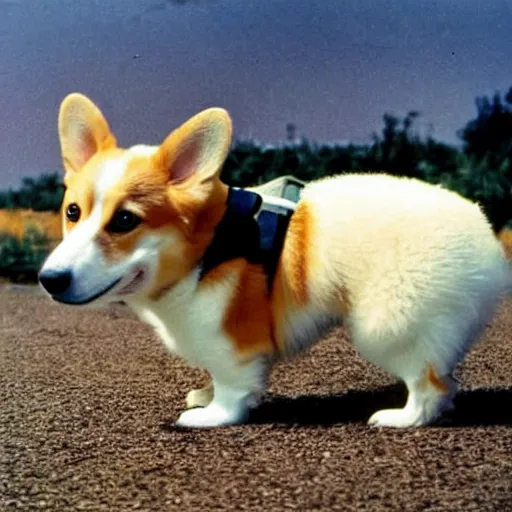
368,367,457,427
347,301,482,428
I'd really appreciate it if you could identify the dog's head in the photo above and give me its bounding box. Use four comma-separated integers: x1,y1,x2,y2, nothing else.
39,93,232,305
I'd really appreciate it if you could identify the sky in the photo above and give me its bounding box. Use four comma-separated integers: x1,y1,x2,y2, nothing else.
1,0,511,187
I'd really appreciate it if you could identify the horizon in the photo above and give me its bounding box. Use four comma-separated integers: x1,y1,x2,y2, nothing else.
1,0,511,187
0,133,466,192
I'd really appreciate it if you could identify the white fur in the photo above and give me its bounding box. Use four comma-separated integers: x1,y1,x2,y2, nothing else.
293,174,510,426
127,268,267,427
128,144,159,158
280,306,340,357
95,156,128,199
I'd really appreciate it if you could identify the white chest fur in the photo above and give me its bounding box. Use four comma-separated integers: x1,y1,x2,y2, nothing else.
127,270,240,370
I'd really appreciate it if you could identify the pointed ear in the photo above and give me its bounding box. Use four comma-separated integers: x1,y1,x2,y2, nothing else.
58,93,117,173
153,108,232,191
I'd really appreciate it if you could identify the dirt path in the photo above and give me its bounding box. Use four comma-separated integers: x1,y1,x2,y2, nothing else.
1,287,511,511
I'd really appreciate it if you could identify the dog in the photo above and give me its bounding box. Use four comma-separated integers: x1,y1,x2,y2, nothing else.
39,92,512,428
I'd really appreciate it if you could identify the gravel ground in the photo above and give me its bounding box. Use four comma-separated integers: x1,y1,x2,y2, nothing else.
1,286,511,511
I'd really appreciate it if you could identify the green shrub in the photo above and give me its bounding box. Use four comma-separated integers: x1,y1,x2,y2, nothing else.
0,226,51,282
0,173,64,212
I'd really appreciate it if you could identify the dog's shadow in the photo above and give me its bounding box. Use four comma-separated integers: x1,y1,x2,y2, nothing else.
247,384,512,427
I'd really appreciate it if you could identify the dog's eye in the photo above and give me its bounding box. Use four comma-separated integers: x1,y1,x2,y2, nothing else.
107,210,141,234
66,203,81,223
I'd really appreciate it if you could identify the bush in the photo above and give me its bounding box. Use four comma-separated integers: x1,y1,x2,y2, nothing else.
0,173,64,212
0,226,51,282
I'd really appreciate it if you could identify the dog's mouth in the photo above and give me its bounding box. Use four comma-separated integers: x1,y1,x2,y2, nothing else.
51,277,122,306
49,265,148,306
115,265,148,296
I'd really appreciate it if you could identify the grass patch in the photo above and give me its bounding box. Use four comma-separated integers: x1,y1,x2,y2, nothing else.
0,226,53,283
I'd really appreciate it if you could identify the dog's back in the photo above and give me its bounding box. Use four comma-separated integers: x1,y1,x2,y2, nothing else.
287,173,507,316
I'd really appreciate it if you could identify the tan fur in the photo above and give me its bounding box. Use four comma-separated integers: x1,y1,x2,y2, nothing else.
277,201,312,306
426,364,450,394
59,93,117,174
201,259,276,357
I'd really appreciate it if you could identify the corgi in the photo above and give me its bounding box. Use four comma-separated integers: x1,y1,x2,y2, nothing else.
39,92,512,428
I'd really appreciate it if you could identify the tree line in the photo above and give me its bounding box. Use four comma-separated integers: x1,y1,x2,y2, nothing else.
1,86,511,232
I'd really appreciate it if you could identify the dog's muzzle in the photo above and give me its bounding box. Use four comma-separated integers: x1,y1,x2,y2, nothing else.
38,268,121,305
38,268,73,296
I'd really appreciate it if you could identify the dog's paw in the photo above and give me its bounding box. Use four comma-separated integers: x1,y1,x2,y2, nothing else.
176,403,246,428
368,408,427,428
185,385,214,410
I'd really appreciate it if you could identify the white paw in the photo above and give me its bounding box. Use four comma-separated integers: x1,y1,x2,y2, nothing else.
176,403,247,428
368,408,428,428
185,385,214,409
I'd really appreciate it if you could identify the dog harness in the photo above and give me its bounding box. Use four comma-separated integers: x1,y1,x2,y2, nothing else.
198,187,295,293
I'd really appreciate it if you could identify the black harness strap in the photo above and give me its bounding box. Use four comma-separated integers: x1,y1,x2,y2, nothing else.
198,187,294,293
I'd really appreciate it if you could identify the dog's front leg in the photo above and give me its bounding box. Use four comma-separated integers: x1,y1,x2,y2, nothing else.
185,380,214,409
176,358,267,428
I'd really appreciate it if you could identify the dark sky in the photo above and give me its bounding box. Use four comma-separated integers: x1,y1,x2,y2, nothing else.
1,0,511,187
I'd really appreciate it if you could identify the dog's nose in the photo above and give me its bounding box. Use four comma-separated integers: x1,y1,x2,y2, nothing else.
38,269,73,295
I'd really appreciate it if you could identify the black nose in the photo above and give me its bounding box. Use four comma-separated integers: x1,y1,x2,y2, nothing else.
39,269,73,296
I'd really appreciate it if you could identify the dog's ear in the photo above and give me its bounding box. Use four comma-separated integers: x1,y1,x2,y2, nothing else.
153,108,232,193
58,93,117,174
